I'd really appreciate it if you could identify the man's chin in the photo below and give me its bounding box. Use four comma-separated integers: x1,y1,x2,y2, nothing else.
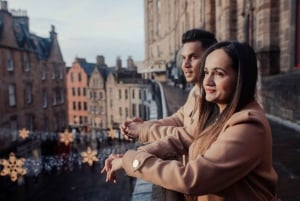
185,78,194,83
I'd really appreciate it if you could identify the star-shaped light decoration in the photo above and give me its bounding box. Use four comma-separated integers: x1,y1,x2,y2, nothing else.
108,128,115,139
19,128,29,140
59,129,74,146
0,152,26,182
81,147,99,166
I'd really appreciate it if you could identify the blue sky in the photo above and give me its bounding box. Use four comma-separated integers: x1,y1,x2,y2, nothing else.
9,0,145,67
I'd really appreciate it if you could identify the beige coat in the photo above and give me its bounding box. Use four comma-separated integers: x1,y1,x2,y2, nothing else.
138,85,201,143
122,101,278,201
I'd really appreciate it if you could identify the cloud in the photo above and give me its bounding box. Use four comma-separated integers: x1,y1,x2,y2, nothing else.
9,0,145,66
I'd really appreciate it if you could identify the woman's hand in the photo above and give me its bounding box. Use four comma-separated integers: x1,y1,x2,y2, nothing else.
120,117,144,139
101,154,123,183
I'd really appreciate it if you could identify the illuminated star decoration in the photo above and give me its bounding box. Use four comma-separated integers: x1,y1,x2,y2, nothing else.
59,129,74,146
81,147,99,166
19,128,29,140
108,128,115,139
0,152,27,182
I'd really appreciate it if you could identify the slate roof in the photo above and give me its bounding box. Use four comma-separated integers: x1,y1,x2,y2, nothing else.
1,16,53,60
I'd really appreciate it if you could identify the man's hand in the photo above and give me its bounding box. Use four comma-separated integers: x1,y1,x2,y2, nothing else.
101,154,123,183
120,117,144,139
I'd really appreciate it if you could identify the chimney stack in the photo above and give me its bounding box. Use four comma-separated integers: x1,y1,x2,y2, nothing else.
0,1,8,11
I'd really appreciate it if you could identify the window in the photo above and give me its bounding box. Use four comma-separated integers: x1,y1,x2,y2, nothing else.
72,88,76,96
10,116,18,141
119,107,122,116
42,90,47,108
73,102,76,110
7,51,14,71
52,88,57,105
71,72,74,82
78,72,82,82
53,113,58,131
125,89,128,99
132,103,136,116
25,83,32,104
41,63,46,80
132,89,135,99
78,102,82,110
99,91,103,100
83,102,87,110
8,84,16,106
139,104,143,117
77,88,81,96
83,88,86,96
60,112,66,129
93,79,98,87
43,117,49,132
59,65,64,79
52,63,56,79
119,89,122,99
60,88,64,103
139,89,142,99
26,114,35,131
23,53,31,71
125,107,129,117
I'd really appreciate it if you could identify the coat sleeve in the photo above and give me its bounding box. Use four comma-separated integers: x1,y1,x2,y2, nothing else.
122,113,267,195
138,87,196,143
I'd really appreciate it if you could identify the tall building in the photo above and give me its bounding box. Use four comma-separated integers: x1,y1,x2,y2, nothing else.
105,56,152,130
0,1,67,133
143,0,300,124
66,58,94,131
87,56,109,133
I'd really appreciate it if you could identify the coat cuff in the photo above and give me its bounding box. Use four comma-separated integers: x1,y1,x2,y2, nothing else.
122,150,154,175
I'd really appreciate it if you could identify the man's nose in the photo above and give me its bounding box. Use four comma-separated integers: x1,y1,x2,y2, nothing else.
182,58,191,68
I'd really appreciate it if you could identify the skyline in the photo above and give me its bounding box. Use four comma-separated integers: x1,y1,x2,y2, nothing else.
9,0,145,67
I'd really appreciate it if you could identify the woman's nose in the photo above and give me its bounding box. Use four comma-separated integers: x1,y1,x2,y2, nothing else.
204,74,214,85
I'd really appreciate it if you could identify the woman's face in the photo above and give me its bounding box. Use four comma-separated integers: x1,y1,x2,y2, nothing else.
203,49,237,112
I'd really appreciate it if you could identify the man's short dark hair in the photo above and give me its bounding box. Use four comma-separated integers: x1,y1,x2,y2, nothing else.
182,29,217,49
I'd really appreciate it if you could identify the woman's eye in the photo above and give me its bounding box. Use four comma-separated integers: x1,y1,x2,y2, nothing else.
215,71,224,77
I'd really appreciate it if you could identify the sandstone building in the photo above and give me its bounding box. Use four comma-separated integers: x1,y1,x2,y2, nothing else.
0,1,67,134
143,0,300,124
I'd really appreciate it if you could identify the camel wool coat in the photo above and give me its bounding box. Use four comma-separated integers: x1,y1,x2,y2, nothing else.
122,101,278,201
138,85,201,144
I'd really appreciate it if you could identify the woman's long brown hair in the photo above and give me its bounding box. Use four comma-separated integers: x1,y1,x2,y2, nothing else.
186,41,258,201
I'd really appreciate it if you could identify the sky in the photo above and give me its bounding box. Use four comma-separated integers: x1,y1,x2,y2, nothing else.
8,0,145,67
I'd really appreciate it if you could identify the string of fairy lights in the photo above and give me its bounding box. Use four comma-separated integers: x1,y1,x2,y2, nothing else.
0,128,136,183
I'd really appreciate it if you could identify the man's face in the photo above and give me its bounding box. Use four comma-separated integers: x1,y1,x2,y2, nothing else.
181,41,204,84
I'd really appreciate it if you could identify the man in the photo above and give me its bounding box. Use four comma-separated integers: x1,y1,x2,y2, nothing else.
120,29,217,143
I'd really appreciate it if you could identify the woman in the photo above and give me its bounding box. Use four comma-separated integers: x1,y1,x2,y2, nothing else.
102,41,279,201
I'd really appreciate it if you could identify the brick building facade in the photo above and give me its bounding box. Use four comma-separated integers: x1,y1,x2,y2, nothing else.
0,1,67,133
143,0,300,124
